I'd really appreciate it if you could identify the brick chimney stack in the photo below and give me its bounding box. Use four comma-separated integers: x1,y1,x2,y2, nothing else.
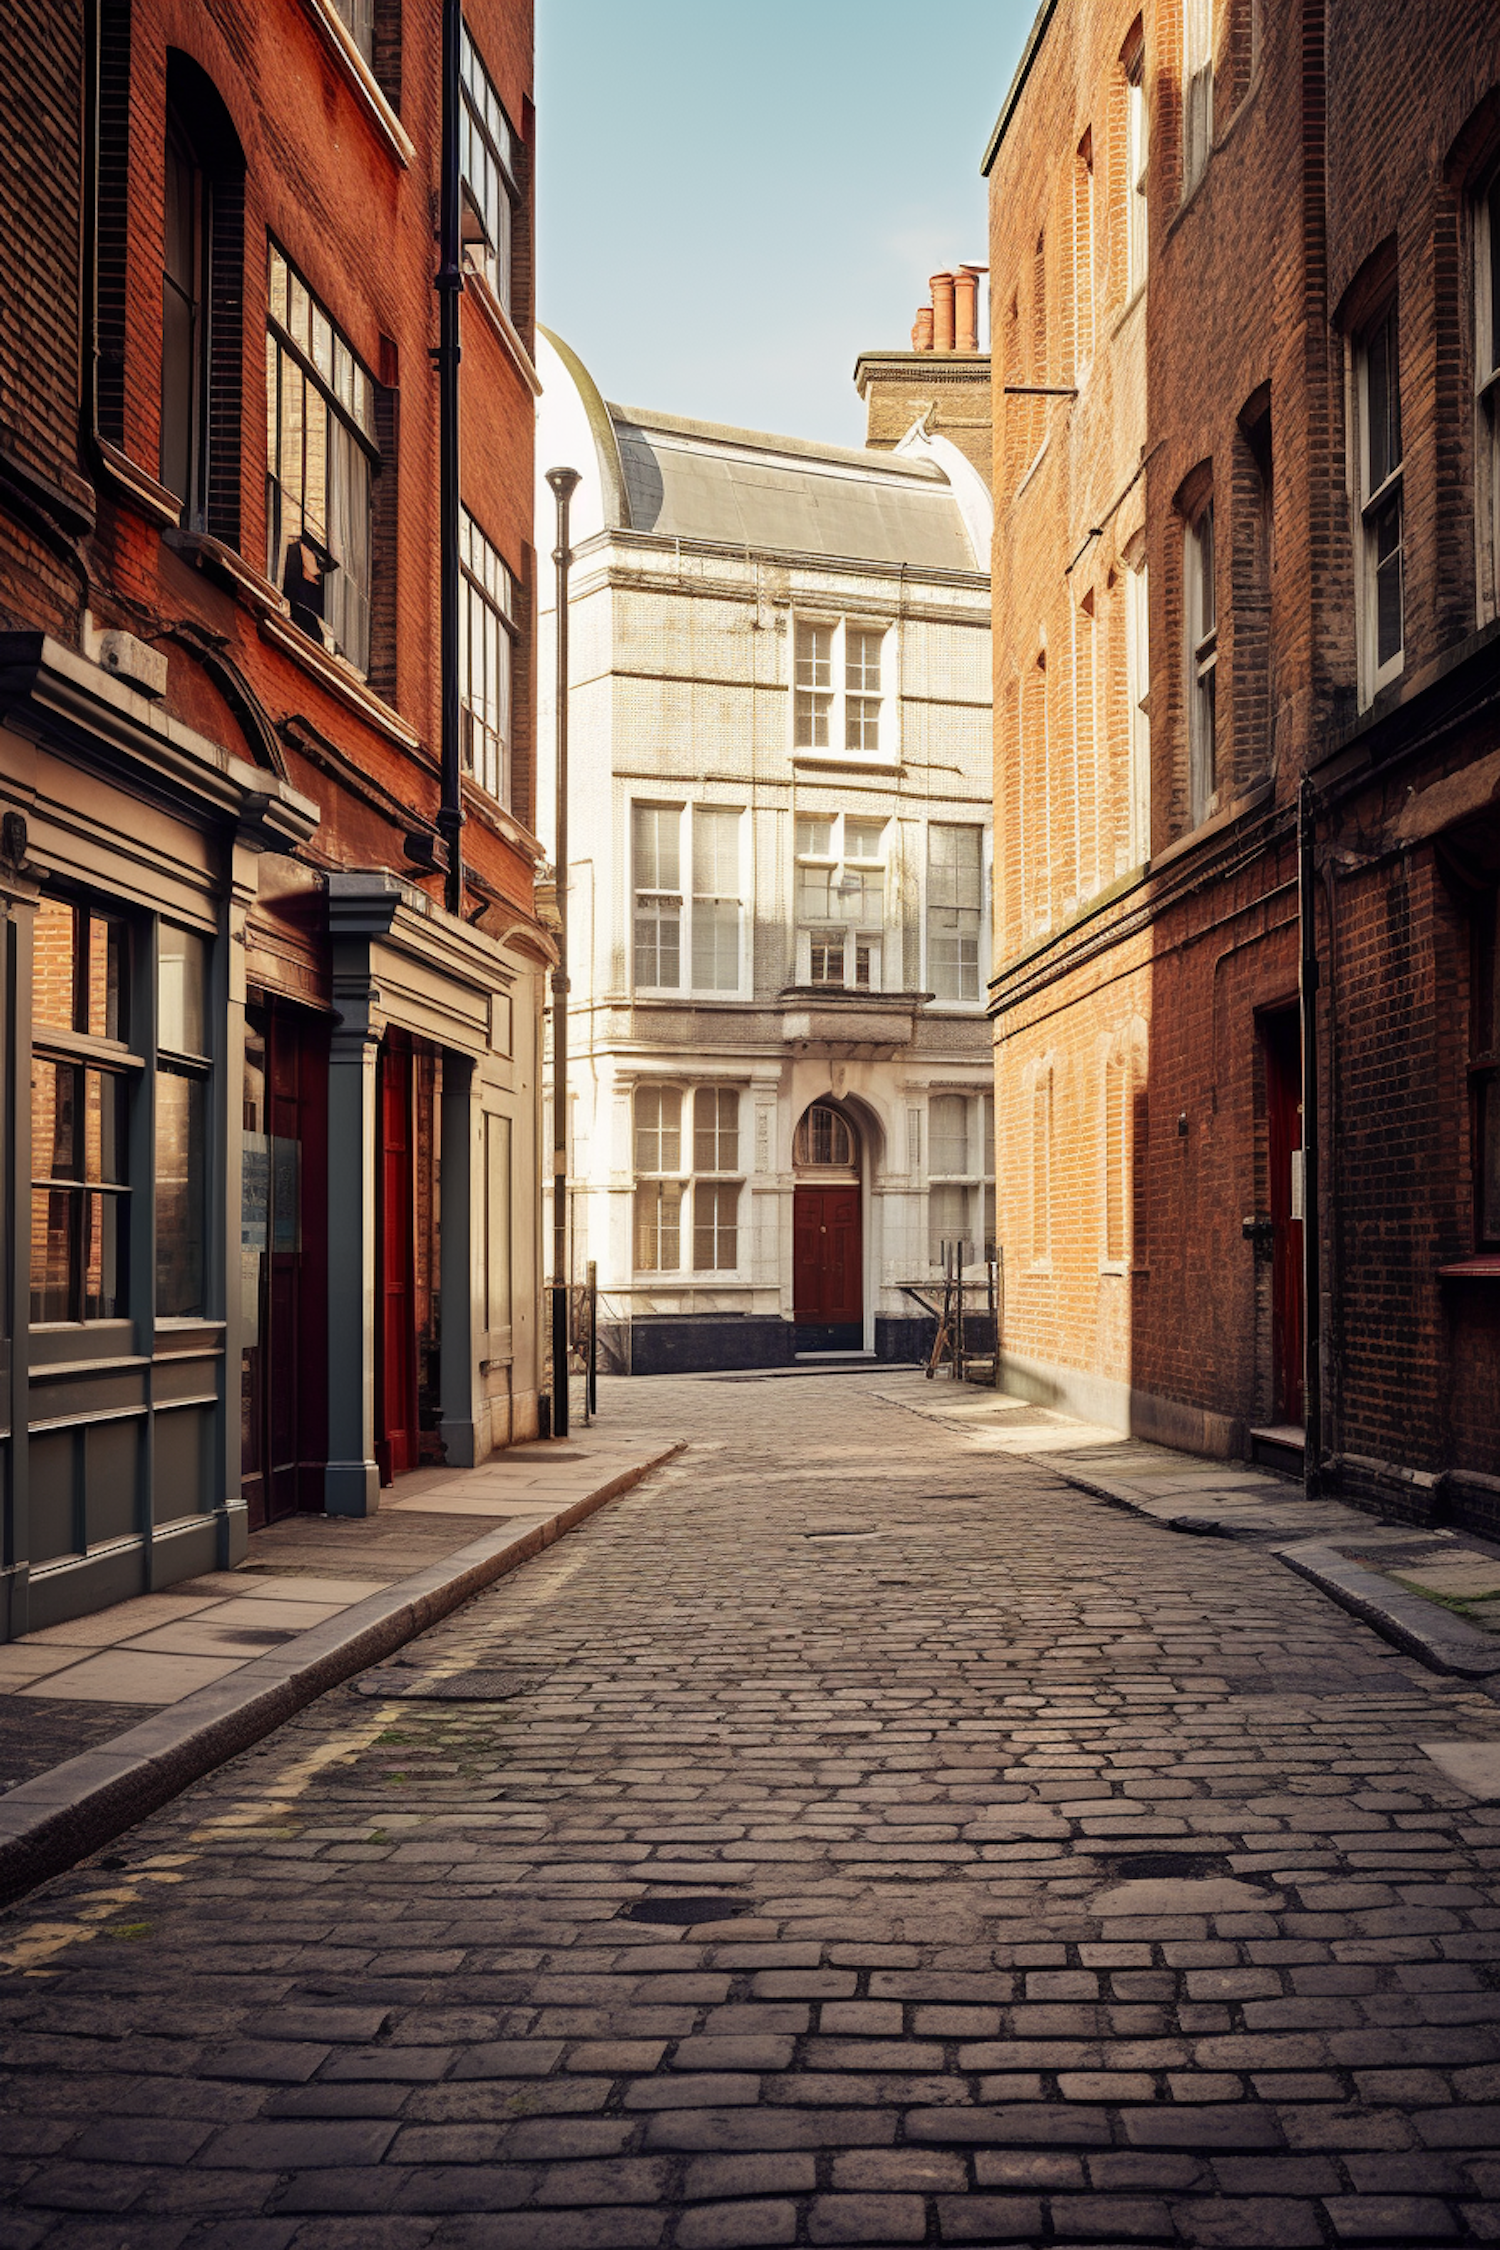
858,266,993,475
930,271,957,352
910,266,987,355
911,306,935,352
954,266,982,353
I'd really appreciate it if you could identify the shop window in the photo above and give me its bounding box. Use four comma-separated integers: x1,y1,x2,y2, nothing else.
30,898,131,1325
156,927,209,1318
266,241,378,675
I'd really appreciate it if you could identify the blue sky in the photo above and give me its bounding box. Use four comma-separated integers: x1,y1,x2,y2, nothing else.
535,0,1033,449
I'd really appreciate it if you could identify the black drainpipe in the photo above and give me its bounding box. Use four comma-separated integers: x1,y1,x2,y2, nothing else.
1298,777,1322,1496
436,0,465,917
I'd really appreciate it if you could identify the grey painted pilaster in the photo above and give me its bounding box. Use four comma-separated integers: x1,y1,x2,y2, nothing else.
439,1055,479,1467
325,1016,382,1516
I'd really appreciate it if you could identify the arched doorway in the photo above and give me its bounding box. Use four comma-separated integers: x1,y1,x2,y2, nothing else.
792,1100,863,1351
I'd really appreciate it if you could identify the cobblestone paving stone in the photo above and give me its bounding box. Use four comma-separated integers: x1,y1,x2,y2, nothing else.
2,1370,1500,2248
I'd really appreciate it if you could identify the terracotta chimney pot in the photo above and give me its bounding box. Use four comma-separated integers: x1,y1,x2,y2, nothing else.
930,271,957,353
953,269,979,353
911,306,935,352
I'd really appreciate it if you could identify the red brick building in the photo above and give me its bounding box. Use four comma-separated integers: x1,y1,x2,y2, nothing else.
0,0,549,1635
986,0,1500,1529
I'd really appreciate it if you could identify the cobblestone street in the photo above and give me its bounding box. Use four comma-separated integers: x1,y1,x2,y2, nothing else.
3,1371,1500,2248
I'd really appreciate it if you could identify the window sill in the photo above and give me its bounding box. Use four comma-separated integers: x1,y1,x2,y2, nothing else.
164,529,284,618
460,773,545,863
790,750,901,774
298,0,414,167
464,264,543,398
1439,1254,1500,1279
93,436,182,530
259,609,421,753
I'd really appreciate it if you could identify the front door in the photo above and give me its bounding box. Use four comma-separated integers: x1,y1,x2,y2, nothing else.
793,1184,863,1350
1262,1007,1305,1426
376,1040,419,1483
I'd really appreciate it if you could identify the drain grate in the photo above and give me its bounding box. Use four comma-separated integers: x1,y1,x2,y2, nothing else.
355,1667,546,1700
622,1895,755,1925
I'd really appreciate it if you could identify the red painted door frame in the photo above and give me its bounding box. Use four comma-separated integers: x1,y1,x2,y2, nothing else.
1262,1007,1305,1426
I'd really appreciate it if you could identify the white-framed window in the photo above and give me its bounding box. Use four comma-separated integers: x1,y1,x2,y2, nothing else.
1478,173,1500,621
795,813,886,991
1356,302,1404,698
1125,557,1151,863
458,507,515,807
1126,34,1149,295
265,241,377,675
927,1089,996,1269
1185,501,1218,824
460,24,519,314
792,616,893,762
632,1083,742,1274
632,803,744,995
927,823,985,1004
1183,0,1213,194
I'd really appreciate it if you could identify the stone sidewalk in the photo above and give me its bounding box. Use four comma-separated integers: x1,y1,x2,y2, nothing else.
0,1427,682,1895
877,1371,1500,1688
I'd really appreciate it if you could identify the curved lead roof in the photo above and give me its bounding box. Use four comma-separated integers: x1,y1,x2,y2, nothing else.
540,329,981,574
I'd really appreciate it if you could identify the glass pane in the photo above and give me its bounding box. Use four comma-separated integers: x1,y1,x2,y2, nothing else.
31,1187,75,1321
1374,495,1403,666
796,817,833,857
795,621,832,689
82,1069,127,1185
797,867,834,920
156,1071,204,1316
692,807,740,897
88,914,124,1041
1367,311,1401,490
693,1181,737,1272
34,898,77,1031
85,1187,125,1320
692,899,739,990
32,1059,79,1179
159,926,206,1055
845,628,882,694
634,804,680,892
268,243,288,328
930,1094,968,1176
928,1182,969,1268
845,821,884,860
809,939,844,986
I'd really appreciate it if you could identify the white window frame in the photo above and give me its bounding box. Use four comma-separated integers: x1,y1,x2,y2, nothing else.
631,803,747,998
631,1081,744,1278
794,811,889,992
1185,501,1218,826
1353,302,1404,703
1182,0,1213,195
1126,42,1149,297
925,822,989,1009
1478,175,1500,624
1125,557,1151,864
790,614,898,767
926,1089,995,1271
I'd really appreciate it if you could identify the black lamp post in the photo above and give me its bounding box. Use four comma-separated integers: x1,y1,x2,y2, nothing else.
546,466,581,1436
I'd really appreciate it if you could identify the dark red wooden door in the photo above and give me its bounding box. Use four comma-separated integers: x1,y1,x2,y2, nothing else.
793,1185,862,1326
241,1003,327,1529
376,1042,419,1483
1262,1008,1305,1426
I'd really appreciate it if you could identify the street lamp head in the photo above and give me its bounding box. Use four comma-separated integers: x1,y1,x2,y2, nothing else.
546,466,582,502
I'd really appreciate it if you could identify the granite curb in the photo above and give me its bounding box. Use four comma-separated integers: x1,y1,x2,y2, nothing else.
1273,1537,1500,1679
0,1440,682,1907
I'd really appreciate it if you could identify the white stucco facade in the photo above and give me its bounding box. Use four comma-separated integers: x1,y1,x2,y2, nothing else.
535,332,994,1372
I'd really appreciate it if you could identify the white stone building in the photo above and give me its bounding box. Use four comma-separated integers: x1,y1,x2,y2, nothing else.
535,332,994,1373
